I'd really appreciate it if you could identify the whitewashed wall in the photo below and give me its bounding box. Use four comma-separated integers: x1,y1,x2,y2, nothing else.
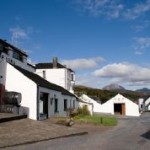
79,94,100,114
138,98,144,111
100,94,140,116
80,94,140,117
5,63,37,120
0,59,7,85
36,68,66,88
38,87,78,118
145,97,150,111
79,102,93,116
0,51,35,86
36,68,75,93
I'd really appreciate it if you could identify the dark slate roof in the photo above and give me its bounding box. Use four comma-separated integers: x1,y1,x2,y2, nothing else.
12,65,75,97
35,62,74,72
36,62,65,69
0,38,28,57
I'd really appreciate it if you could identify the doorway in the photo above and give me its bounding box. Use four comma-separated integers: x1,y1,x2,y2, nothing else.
40,92,49,118
114,103,125,115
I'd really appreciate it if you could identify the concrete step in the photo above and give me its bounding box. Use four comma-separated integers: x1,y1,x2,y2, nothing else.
0,113,27,123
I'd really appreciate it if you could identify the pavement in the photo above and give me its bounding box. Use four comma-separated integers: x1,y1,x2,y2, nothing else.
0,117,88,149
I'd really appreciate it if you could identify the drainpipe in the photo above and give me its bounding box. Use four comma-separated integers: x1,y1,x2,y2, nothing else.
37,85,40,120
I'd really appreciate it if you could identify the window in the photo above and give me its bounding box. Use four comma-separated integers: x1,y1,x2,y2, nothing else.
0,44,3,51
73,100,76,109
13,51,23,61
3,47,8,54
54,98,58,113
71,73,74,81
43,70,46,79
64,99,67,111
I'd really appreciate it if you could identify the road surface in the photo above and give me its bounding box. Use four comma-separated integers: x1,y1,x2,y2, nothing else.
2,112,150,150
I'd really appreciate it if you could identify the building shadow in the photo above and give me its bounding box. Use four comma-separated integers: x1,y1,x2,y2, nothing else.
141,130,150,140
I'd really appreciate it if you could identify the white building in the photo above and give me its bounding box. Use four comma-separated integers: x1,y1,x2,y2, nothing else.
144,97,150,111
35,57,75,93
79,94,101,115
138,98,144,112
5,63,78,120
80,94,140,117
0,39,78,120
0,39,34,105
100,94,140,116
78,95,93,116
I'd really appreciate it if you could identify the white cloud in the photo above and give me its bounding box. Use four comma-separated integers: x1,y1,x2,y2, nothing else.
73,0,150,20
73,0,123,18
61,57,104,70
132,20,150,31
134,37,150,50
124,0,150,20
93,62,150,85
134,51,143,55
9,26,33,46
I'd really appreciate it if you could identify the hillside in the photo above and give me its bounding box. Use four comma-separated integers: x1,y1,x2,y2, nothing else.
136,88,150,94
74,85,149,103
103,83,125,91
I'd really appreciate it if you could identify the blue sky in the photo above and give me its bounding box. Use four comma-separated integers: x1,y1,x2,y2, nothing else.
1,0,150,90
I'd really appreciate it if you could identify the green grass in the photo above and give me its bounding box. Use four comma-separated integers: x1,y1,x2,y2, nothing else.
74,115,117,126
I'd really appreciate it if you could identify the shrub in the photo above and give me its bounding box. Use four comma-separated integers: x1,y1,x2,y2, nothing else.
66,108,78,118
77,105,90,116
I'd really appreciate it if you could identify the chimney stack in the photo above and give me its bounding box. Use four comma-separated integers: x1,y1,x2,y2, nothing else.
53,57,58,68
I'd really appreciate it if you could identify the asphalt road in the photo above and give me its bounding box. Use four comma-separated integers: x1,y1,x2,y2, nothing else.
2,112,150,150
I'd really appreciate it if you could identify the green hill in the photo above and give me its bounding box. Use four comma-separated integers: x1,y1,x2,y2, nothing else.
74,85,149,103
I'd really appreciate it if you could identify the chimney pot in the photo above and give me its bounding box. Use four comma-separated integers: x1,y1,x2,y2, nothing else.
53,57,58,68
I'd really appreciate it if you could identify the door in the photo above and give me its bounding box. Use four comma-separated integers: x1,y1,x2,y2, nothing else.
121,103,126,115
43,93,48,118
114,103,125,115
40,92,49,118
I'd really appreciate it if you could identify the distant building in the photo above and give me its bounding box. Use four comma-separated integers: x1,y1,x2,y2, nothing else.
144,97,150,111
80,93,140,117
100,94,140,116
35,57,75,93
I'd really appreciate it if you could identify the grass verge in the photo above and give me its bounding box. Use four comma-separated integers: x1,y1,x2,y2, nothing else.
73,115,117,126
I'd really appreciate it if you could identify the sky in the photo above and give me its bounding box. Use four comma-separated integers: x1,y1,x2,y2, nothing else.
0,0,150,90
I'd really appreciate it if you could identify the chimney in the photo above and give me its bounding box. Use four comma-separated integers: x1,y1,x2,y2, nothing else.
53,57,58,68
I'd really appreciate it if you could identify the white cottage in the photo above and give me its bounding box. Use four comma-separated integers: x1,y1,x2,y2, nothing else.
100,94,140,117
0,39,78,120
5,63,78,120
79,93,140,117
79,94,101,115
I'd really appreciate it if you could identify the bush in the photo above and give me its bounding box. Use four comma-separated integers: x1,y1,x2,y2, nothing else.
66,108,78,118
77,105,90,116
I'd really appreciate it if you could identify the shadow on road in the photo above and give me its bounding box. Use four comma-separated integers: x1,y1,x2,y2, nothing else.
141,130,150,140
